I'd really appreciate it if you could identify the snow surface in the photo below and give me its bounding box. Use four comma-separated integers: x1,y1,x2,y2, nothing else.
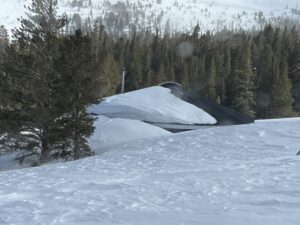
89,116,171,154
1,118,300,225
90,86,217,125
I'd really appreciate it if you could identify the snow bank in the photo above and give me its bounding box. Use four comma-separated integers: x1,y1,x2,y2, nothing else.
90,86,217,125
1,118,300,225
89,116,171,154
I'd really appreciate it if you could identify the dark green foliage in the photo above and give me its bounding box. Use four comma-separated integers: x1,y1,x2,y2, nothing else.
118,25,298,118
0,0,98,165
55,29,102,160
231,36,255,116
205,56,217,101
271,57,295,117
108,24,299,119
9,0,70,164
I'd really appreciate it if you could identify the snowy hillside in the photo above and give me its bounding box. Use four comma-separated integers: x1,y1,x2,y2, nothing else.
1,0,300,37
1,118,300,225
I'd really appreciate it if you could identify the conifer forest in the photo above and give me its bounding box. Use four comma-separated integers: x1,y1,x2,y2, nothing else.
0,0,300,164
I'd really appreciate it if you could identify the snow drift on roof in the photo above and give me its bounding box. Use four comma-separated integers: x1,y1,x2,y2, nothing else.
89,86,217,125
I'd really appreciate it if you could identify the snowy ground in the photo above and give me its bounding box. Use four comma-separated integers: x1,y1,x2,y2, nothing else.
0,118,300,225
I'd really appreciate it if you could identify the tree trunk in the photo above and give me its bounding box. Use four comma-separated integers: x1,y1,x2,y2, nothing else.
41,139,50,162
73,108,80,160
74,135,79,160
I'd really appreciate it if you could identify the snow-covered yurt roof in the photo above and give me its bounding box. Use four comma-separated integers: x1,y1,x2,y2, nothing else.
89,86,217,125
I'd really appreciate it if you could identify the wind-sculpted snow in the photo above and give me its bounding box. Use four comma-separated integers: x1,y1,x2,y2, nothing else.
0,118,300,225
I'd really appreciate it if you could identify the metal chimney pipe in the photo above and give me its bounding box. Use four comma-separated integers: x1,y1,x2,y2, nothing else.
121,68,126,94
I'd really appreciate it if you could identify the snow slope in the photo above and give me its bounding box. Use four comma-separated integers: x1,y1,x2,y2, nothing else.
90,86,217,125
1,0,300,37
0,118,300,225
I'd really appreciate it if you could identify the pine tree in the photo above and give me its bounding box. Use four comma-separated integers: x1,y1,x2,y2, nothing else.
114,37,126,68
214,47,226,104
91,22,106,62
289,44,300,82
256,44,274,118
232,37,255,116
0,26,9,111
97,52,119,96
271,57,295,117
272,28,282,56
0,26,8,64
141,43,153,87
192,24,200,40
9,0,68,164
55,29,102,160
152,31,162,82
205,55,218,101
263,25,274,46
252,31,263,69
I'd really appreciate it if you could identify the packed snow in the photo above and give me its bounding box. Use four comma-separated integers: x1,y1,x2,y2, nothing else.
90,86,217,125
0,118,300,225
